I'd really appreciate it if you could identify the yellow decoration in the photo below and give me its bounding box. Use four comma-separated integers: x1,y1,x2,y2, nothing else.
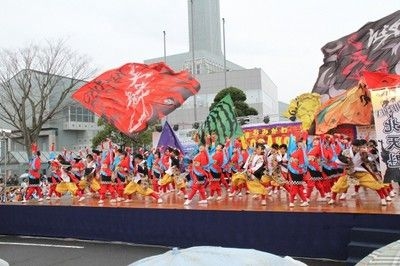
284,92,321,130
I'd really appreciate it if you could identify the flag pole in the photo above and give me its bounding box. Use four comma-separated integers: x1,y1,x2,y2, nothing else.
190,0,197,123
222,17,227,89
162,30,168,124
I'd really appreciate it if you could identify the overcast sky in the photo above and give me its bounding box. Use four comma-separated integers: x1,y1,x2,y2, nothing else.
1,0,399,103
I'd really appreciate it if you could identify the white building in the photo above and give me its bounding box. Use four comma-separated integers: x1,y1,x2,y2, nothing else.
0,70,99,175
145,0,279,128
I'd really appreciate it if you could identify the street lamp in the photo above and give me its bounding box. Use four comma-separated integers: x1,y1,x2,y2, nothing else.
190,0,197,122
222,17,227,89
0,129,11,202
163,30,167,63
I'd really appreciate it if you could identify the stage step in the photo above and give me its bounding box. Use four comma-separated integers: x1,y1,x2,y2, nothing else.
346,227,400,265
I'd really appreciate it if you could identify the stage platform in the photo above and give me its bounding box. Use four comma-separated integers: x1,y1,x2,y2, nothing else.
1,189,399,261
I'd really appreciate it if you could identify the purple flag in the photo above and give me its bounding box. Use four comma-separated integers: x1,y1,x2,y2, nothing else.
157,121,184,153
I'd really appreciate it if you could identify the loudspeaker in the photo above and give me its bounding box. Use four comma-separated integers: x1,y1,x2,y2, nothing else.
192,122,200,129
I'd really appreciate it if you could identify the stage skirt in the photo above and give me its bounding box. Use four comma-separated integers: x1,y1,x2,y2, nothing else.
246,178,267,195
124,181,154,196
56,182,78,194
231,173,247,187
159,174,173,186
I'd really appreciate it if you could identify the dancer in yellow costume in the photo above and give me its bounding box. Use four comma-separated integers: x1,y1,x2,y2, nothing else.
124,154,163,203
84,154,101,193
329,139,389,206
244,143,268,205
56,162,85,202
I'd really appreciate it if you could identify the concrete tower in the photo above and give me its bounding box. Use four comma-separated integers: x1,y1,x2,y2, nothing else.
188,0,222,56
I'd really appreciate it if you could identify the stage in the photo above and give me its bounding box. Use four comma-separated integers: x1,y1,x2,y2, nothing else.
1,189,399,262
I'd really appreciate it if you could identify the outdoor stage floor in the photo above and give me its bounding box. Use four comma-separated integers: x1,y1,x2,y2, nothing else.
4,186,400,215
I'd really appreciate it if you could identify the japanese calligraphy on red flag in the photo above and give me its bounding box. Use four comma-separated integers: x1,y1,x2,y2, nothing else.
72,62,200,136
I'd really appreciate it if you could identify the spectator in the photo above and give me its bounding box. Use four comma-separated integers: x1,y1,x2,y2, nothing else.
20,178,28,201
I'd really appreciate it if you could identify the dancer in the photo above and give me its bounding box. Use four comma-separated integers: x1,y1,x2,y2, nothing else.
97,151,117,204
305,137,327,202
288,139,309,207
184,144,209,205
207,144,224,201
266,143,290,194
151,151,162,193
159,147,175,193
229,141,246,197
46,155,62,200
113,149,131,202
84,153,100,195
23,144,43,203
124,154,162,203
329,139,388,206
55,161,86,202
71,156,86,198
244,143,268,205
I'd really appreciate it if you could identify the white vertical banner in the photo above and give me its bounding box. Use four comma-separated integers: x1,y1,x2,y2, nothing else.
369,86,400,182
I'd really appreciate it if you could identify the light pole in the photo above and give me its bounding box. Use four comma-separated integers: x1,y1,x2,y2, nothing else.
222,17,227,89
1,130,9,202
163,30,167,63
190,0,197,122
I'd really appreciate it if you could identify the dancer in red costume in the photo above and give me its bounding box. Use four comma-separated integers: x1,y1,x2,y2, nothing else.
71,156,86,198
98,151,117,205
23,144,43,203
305,137,327,202
288,140,309,207
113,149,131,202
229,140,246,197
207,144,224,201
184,144,209,205
46,155,63,200
151,151,162,193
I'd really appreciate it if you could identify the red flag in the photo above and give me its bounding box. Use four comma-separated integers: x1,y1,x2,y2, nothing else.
362,71,400,90
72,62,200,136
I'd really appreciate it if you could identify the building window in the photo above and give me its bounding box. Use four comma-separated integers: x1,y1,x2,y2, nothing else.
66,106,95,123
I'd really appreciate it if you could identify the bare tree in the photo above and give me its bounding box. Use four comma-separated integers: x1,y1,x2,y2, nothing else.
0,40,94,158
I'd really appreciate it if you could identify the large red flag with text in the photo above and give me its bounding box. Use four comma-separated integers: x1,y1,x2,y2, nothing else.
72,62,200,136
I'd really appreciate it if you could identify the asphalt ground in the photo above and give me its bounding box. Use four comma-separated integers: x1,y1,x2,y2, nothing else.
0,235,345,266
0,235,169,266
